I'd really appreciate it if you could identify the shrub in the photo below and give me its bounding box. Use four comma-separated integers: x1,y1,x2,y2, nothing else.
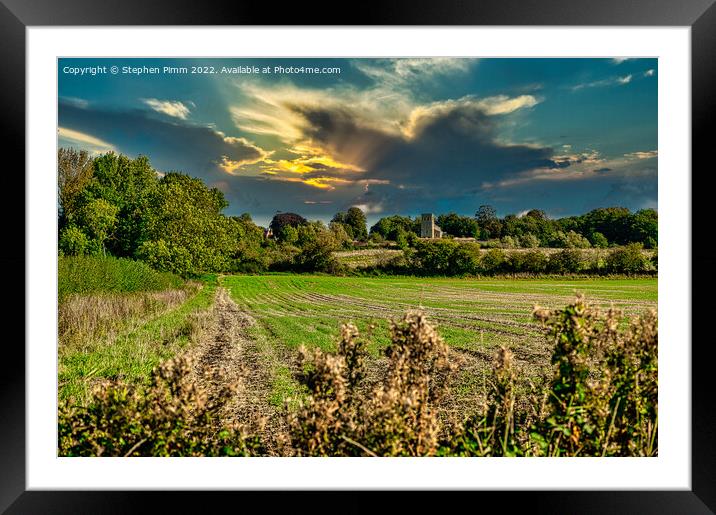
479,248,506,274
445,296,658,457
59,356,263,456
531,297,657,456
551,230,591,249
507,250,548,274
547,249,584,274
410,240,478,276
605,243,651,274
501,235,517,248
290,313,455,456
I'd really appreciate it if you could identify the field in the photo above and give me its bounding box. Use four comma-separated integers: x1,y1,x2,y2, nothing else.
222,274,657,424
59,272,657,455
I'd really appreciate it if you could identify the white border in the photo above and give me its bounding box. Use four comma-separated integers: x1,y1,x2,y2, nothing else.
27,27,690,490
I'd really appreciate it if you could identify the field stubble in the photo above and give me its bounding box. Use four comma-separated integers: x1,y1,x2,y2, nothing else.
222,275,657,425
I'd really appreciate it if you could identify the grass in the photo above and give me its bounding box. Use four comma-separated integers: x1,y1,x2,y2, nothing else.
59,275,218,404
222,274,657,412
59,255,184,301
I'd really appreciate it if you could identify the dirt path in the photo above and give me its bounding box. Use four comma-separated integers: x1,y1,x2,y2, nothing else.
189,287,286,454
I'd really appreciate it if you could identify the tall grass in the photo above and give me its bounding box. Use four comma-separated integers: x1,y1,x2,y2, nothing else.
59,287,198,350
59,255,183,301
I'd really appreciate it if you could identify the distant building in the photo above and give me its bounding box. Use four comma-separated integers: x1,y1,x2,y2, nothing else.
420,213,443,239
263,227,273,239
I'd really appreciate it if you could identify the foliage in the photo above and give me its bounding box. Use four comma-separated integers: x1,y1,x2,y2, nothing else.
59,225,92,256
289,296,657,457
410,240,480,275
290,313,454,456
437,213,480,238
58,255,183,301
547,249,585,274
519,233,541,248
476,205,503,239
589,231,609,248
332,207,368,241
550,230,591,249
58,147,94,224
59,356,262,456
270,212,308,241
605,243,652,274
369,215,420,241
507,250,548,274
478,248,507,274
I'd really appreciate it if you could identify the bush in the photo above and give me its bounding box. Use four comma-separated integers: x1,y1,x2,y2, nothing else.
410,240,479,276
290,313,455,456
507,250,548,274
551,230,591,249
500,235,518,248
479,248,506,274
605,243,651,274
547,249,584,274
59,356,263,456
291,296,657,457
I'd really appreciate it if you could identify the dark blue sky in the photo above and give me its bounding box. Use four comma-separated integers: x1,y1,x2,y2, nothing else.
58,58,657,226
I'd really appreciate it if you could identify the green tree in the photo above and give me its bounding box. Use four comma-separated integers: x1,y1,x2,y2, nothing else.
345,207,368,241
58,225,90,256
137,173,237,275
58,148,94,226
475,205,502,239
436,213,479,238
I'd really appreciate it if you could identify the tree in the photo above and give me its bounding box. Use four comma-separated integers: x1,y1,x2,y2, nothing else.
345,207,368,241
75,198,119,254
436,213,479,238
59,225,90,256
628,209,658,248
589,231,609,248
76,152,159,257
370,215,420,241
136,172,238,275
475,205,502,239
58,148,94,224
270,212,308,241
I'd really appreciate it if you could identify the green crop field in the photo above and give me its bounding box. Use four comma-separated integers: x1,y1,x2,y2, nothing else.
223,274,657,413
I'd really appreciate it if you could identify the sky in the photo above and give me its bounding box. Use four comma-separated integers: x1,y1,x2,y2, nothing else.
58,58,657,227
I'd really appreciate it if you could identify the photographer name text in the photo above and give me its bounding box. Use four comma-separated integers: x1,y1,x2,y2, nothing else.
61,65,342,76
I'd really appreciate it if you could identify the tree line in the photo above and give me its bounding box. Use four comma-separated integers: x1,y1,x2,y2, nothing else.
368,205,657,249
58,149,657,277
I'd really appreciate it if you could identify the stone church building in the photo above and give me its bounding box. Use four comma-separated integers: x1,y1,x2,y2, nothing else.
420,213,443,239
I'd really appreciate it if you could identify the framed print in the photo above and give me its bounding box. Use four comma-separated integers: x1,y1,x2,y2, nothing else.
3,0,716,512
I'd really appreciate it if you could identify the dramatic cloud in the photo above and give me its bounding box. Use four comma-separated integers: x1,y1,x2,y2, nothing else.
58,100,268,177
58,57,657,223
142,98,192,119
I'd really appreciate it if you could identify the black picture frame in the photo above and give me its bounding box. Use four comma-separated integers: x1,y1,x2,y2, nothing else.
2,0,714,512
